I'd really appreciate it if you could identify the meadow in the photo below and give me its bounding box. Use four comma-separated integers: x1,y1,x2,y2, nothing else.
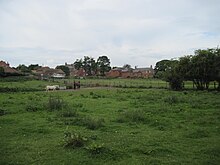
0,79,219,164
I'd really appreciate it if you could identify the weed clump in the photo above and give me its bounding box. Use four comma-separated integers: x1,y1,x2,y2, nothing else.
86,143,105,155
25,103,40,112
59,108,78,118
83,117,105,130
63,131,87,148
47,96,66,111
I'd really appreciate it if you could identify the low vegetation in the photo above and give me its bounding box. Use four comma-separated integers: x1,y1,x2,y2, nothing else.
0,81,219,164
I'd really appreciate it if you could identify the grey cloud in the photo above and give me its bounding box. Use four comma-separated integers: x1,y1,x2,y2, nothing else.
0,0,219,68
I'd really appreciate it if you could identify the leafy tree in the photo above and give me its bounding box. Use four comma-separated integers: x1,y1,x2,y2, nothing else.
213,48,220,90
82,56,97,76
74,59,83,70
154,59,178,80
154,60,171,72
56,65,70,76
192,48,220,90
97,56,111,76
162,48,220,90
16,64,30,73
123,64,132,70
163,60,183,90
28,64,40,71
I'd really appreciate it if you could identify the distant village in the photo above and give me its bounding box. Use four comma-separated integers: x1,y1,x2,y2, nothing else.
0,60,155,79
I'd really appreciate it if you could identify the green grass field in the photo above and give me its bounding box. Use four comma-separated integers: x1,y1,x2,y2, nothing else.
0,80,219,164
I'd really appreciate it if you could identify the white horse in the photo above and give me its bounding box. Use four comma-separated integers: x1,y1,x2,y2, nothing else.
46,85,59,91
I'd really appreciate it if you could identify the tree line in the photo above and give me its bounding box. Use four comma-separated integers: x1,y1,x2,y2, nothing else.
0,55,111,77
72,55,111,76
154,48,220,90
56,55,111,76
1,47,219,91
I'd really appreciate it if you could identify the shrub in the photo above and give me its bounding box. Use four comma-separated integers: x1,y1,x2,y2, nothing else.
25,103,40,112
63,131,87,148
86,143,105,155
47,96,66,111
59,108,78,117
83,117,105,130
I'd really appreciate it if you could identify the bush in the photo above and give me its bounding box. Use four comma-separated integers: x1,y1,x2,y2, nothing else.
47,96,66,111
86,143,105,155
0,87,41,93
25,103,40,112
63,131,87,148
167,76,183,91
83,117,105,130
59,108,78,117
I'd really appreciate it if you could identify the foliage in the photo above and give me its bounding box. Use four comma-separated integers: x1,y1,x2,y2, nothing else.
158,60,183,90
63,131,87,148
56,65,70,76
123,64,132,70
47,96,66,111
0,88,219,164
166,66,184,90
25,103,41,112
74,55,111,76
83,117,105,130
157,47,220,90
97,56,111,76
16,64,30,73
59,108,78,117
86,143,105,155
83,56,97,76
28,64,40,71
154,60,172,79
73,59,83,70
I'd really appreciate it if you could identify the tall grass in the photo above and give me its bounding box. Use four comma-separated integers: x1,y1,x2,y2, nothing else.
47,96,66,111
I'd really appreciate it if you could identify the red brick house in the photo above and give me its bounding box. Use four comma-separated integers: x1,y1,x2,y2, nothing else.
72,68,86,77
0,60,19,74
64,63,86,77
106,65,154,78
121,69,132,78
106,68,122,78
132,66,155,78
33,67,65,79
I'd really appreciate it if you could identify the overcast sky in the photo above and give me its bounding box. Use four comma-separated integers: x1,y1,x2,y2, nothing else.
0,0,219,68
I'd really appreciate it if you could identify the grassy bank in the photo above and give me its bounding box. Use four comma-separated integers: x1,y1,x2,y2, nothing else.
0,87,219,164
